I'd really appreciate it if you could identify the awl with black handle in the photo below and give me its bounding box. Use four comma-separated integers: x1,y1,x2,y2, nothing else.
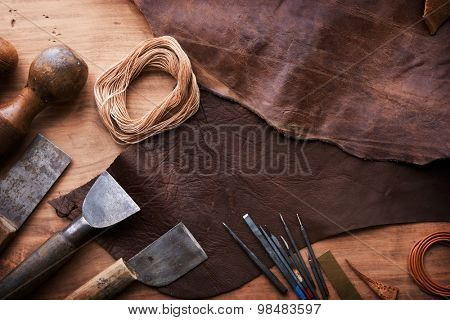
0,172,140,299
66,223,207,299
297,214,329,299
223,222,288,295
0,134,70,252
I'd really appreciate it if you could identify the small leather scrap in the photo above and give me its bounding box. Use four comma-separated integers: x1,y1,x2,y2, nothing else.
317,251,362,300
424,0,450,35
346,259,399,300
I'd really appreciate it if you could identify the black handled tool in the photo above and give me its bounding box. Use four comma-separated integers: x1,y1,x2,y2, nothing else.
279,213,316,291
243,214,306,300
223,222,287,295
297,214,329,299
267,231,314,299
280,235,320,298
259,226,308,299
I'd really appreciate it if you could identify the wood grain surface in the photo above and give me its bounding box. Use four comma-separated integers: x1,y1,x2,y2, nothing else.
0,0,448,300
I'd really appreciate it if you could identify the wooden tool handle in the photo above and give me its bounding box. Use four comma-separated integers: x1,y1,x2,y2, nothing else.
0,232,76,299
0,45,88,158
0,87,44,157
66,258,137,300
0,216,17,253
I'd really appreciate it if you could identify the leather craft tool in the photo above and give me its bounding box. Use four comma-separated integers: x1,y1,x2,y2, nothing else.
317,250,362,300
268,231,315,299
66,223,207,299
0,45,88,158
308,254,323,297
297,214,329,299
279,235,315,297
259,226,307,300
278,214,316,293
242,214,305,299
222,222,288,295
0,134,70,252
346,259,398,300
0,172,140,299
0,37,18,75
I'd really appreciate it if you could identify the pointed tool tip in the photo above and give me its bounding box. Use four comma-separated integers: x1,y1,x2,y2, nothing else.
222,222,232,231
222,223,232,234
296,214,303,226
280,235,289,248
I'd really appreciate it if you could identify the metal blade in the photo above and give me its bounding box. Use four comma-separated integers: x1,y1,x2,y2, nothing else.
82,172,140,228
0,134,71,229
128,223,208,287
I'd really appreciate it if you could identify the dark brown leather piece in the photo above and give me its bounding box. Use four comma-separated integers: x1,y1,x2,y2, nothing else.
133,0,450,164
50,89,450,299
424,0,450,35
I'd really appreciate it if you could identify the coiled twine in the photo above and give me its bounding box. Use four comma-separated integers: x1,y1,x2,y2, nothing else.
94,36,200,144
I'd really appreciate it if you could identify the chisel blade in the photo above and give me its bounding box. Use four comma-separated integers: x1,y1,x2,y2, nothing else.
0,134,71,229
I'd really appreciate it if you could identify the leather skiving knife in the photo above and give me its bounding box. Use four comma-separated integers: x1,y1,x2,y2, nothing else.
0,171,140,299
66,223,208,299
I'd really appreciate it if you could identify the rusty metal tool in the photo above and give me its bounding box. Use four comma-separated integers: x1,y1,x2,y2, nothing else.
66,223,207,299
0,134,70,252
0,172,140,299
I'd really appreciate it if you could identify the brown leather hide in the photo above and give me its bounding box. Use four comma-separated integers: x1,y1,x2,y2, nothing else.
424,0,450,34
134,0,450,164
51,90,450,299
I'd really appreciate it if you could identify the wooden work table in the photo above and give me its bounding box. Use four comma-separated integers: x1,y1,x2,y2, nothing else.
0,0,448,300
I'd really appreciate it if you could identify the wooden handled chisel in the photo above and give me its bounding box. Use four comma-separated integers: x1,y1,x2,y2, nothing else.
0,172,140,299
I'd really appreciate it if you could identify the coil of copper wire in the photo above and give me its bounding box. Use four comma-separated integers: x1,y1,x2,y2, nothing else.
408,231,450,298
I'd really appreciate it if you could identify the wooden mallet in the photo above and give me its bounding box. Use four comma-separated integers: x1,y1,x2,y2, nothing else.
0,45,88,157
